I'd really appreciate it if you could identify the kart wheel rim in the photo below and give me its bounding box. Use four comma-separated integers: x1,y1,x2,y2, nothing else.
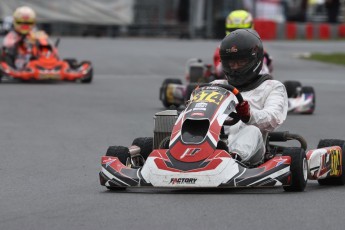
303,158,308,181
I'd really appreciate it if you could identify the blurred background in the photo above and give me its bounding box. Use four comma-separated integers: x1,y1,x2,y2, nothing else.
1,0,345,39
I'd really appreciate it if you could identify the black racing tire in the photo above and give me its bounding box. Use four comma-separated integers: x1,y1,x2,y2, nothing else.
160,78,182,108
105,145,130,165
300,86,315,114
282,147,308,192
132,137,153,159
63,58,78,68
158,136,170,149
80,61,93,83
284,81,302,98
185,83,198,102
317,139,345,185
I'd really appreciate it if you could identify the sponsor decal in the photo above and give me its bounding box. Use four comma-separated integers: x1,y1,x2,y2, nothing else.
226,46,238,53
180,148,201,159
103,157,116,168
273,157,288,167
252,45,258,55
319,148,341,177
193,108,206,111
192,91,224,105
195,102,207,108
191,112,204,116
169,178,197,185
330,149,341,176
39,73,60,80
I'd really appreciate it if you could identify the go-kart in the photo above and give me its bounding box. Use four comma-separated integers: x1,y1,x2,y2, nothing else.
100,83,344,191
159,59,315,115
159,58,218,108
0,32,93,83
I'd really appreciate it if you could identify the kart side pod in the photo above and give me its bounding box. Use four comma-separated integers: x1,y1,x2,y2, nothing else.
307,146,342,180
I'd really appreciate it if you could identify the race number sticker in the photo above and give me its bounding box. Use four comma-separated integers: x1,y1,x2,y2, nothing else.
39,73,60,80
192,91,224,105
330,149,341,176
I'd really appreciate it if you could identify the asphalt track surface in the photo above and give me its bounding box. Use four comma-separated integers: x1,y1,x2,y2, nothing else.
1,37,345,230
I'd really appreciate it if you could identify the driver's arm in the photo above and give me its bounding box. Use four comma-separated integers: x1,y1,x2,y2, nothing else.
247,81,288,132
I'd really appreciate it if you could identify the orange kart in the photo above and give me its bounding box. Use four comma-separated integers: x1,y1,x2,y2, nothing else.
0,35,93,83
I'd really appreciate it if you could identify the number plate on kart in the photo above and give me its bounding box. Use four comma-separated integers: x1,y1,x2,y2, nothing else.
192,91,224,105
39,73,60,80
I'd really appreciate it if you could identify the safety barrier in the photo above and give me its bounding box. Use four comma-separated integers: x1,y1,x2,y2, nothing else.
254,19,345,40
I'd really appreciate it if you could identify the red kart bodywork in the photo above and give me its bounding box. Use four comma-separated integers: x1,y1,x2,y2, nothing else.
100,84,344,191
0,33,93,83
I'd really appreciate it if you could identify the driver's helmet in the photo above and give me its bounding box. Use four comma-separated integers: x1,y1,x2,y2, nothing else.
219,29,264,88
225,10,253,35
13,6,36,35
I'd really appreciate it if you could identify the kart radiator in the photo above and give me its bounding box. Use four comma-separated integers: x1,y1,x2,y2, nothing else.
153,110,178,149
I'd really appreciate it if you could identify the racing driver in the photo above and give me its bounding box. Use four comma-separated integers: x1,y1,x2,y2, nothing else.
1,6,45,69
213,10,273,78
214,29,288,166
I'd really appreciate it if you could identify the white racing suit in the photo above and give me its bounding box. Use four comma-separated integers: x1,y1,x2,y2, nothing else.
213,79,288,165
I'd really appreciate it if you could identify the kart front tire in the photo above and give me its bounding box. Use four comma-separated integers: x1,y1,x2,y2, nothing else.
284,81,302,98
160,78,182,108
317,139,345,185
106,145,130,165
132,137,153,159
283,147,308,192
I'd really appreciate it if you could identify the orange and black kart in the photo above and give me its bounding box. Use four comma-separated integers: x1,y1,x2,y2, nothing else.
0,38,93,83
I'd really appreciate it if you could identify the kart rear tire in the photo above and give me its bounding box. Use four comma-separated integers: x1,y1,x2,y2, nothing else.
185,83,198,102
284,81,302,98
106,145,130,165
300,86,315,114
160,78,182,108
132,137,153,159
317,139,345,185
282,147,308,192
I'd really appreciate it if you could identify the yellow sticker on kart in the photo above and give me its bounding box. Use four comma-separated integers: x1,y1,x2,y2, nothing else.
330,148,341,176
192,91,224,105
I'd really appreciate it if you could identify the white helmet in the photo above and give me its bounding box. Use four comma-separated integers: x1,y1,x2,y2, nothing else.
13,6,36,35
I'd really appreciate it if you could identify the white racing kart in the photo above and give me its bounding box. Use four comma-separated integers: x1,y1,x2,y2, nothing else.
284,81,316,114
101,83,343,192
159,59,316,114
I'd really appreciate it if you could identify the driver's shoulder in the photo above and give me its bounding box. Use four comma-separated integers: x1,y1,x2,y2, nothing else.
262,79,284,88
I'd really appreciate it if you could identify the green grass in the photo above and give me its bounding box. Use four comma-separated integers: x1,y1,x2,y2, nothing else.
303,53,345,66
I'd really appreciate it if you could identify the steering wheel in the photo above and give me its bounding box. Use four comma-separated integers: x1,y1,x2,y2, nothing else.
198,83,243,126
